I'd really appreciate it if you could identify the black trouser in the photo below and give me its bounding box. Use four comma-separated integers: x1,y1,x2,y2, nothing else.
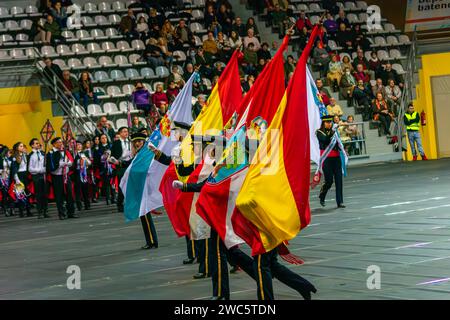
140,212,158,246
31,174,48,214
227,246,256,280
74,173,90,210
101,173,115,204
186,236,196,260
254,249,315,300
197,238,211,275
17,172,31,215
115,165,129,210
1,186,13,212
319,156,343,206
378,113,391,135
52,174,75,217
210,229,229,299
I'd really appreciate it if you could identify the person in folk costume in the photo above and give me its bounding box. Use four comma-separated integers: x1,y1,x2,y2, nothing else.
73,141,91,211
148,121,206,274
83,140,97,204
98,134,115,205
28,138,49,219
110,127,133,213
317,114,346,208
10,142,32,217
129,132,159,250
0,147,14,216
46,137,78,220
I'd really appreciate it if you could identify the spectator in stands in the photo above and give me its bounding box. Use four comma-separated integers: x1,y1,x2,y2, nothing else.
148,8,164,36
271,3,289,38
256,58,267,75
381,63,404,88
352,49,369,71
322,0,340,15
316,79,331,106
385,79,402,115
136,16,149,40
144,38,165,69
297,27,309,52
167,65,185,88
217,4,234,35
39,0,53,15
43,57,63,80
62,70,80,102
160,19,175,41
50,1,68,29
313,40,330,78
229,30,242,49
174,20,195,47
368,51,382,79
152,84,169,114
119,9,138,39
344,115,360,155
246,18,260,38
327,53,343,92
166,81,180,104
243,43,258,75
354,64,370,85
79,71,99,110
295,11,312,32
352,24,371,51
157,37,173,67
257,42,271,61
353,79,372,121
130,81,151,116
284,55,296,78
243,28,261,50
341,55,353,72
192,95,206,120
216,32,232,61
195,47,212,77
203,31,219,61
336,9,351,29
95,116,116,143
204,4,216,30
52,0,72,7
232,17,247,38
323,12,339,36
336,23,353,52
129,116,146,135
340,67,356,102
372,78,386,99
372,92,392,136
242,74,255,93
41,14,62,45
327,97,343,117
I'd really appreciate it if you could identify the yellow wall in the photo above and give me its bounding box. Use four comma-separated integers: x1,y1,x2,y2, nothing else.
0,86,63,149
408,52,450,160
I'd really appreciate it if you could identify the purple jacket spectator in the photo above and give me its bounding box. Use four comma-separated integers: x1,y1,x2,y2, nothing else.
131,88,151,106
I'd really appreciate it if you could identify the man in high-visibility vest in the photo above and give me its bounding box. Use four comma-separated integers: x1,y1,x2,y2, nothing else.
404,102,427,161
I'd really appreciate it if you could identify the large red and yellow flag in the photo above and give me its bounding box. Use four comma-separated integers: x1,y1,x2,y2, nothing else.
235,25,321,255
160,50,242,238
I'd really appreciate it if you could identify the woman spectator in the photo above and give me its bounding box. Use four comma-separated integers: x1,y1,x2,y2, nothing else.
129,116,146,135
229,30,242,49
313,40,330,78
340,67,357,104
152,84,169,114
243,42,258,75
334,115,350,144
143,38,165,68
41,14,62,44
216,31,232,61
298,26,309,51
246,17,260,38
204,4,216,30
192,95,207,120
372,92,392,136
79,72,99,110
130,81,151,116
217,4,233,35
323,12,338,36
344,115,360,155
136,16,149,40
203,31,219,61
327,54,343,92
368,51,382,79
166,81,180,104
341,55,354,73
160,19,175,41
353,79,373,121
157,37,173,67
242,74,255,93
167,65,185,88
384,79,402,115
336,23,353,52
50,1,68,29
352,24,371,51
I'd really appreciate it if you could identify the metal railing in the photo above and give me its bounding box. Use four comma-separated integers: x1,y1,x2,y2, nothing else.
337,121,368,158
32,47,96,138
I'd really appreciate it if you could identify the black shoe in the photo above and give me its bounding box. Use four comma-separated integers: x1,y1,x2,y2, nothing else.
117,205,124,213
320,199,325,207
26,209,33,217
183,258,195,265
299,286,317,300
229,266,241,274
193,273,207,279
59,214,65,220
337,204,346,208
141,244,152,249
210,296,228,300
68,214,79,218
44,210,50,218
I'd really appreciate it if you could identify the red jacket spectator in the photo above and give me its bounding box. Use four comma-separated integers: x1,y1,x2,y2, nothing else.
354,71,370,84
152,91,168,108
296,17,312,31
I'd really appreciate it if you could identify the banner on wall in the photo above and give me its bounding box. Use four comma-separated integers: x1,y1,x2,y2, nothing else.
405,0,450,32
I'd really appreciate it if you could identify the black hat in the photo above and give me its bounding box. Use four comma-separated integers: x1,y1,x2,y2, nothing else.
51,137,62,145
131,132,147,142
118,126,128,133
321,115,334,122
173,121,191,131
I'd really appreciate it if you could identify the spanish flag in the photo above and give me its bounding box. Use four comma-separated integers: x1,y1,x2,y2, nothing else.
159,50,242,238
235,25,321,255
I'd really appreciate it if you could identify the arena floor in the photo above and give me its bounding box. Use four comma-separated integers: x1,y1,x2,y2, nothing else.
1,158,450,300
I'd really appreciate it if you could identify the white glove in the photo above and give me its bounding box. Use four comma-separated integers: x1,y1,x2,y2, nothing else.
332,123,339,130
172,180,183,189
148,141,157,152
66,161,73,167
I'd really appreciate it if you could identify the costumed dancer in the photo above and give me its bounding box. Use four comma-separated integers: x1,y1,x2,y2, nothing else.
99,134,115,205
74,141,91,211
28,138,49,219
83,140,97,204
0,147,14,216
11,142,31,217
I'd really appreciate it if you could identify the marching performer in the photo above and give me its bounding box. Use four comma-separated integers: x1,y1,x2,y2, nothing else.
99,134,115,205
83,140,97,204
28,138,49,219
46,137,78,220
74,141,91,211
11,142,31,217
0,147,14,217
317,115,346,208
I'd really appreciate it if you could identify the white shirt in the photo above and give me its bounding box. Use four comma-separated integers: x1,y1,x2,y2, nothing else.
28,150,46,175
51,147,71,175
18,154,27,172
120,138,132,161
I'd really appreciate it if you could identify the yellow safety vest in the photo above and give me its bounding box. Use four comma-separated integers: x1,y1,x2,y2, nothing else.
405,112,420,131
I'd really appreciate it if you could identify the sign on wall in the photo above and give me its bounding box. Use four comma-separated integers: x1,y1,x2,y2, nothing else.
405,0,450,32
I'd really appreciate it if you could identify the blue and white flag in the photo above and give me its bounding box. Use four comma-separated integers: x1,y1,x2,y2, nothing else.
306,66,324,166
120,73,196,221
